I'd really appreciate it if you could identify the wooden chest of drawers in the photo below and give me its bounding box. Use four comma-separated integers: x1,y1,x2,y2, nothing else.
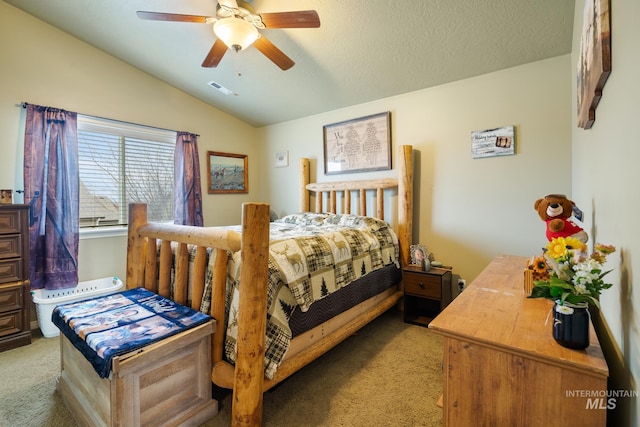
429,255,608,426
0,205,31,352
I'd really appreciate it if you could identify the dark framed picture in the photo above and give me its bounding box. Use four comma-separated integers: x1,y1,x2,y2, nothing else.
577,0,611,129
207,151,248,194
323,111,391,175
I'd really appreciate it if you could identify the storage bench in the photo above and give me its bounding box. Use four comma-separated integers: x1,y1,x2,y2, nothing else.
52,288,218,426
57,320,217,427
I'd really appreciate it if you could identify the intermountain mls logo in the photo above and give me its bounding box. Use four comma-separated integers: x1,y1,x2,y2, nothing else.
566,389,638,409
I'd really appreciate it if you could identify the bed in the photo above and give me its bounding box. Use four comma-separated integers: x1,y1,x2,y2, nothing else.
125,144,414,426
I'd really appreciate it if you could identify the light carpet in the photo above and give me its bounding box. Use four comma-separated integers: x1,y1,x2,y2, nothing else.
0,308,443,426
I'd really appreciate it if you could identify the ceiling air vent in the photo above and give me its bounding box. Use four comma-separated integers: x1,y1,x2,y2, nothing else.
207,81,236,96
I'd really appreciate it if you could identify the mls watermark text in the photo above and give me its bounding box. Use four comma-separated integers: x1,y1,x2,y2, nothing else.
566,389,638,409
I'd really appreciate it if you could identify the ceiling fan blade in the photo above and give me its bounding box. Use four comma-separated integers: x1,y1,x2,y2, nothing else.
202,39,228,68
259,10,320,29
136,11,212,23
254,36,295,70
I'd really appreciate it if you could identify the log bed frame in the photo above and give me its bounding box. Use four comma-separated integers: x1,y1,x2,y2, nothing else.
125,145,413,426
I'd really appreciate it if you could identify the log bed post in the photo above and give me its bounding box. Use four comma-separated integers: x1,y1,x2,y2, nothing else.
397,145,413,267
300,158,309,212
126,203,147,288
231,202,271,427
211,248,229,365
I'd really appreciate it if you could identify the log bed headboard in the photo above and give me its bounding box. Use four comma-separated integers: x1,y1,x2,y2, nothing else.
299,144,413,267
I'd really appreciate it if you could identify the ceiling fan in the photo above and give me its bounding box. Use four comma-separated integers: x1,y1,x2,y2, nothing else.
137,0,320,71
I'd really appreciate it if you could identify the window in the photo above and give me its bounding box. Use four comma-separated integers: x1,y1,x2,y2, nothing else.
78,115,176,228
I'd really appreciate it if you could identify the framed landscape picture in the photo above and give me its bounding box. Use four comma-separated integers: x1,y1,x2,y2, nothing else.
207,151,248,194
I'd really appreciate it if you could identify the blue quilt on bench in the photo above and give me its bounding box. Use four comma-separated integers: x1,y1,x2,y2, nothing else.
52,288,211,378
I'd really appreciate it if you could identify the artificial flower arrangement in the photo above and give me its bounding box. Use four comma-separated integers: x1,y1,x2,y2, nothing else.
528,236,616,309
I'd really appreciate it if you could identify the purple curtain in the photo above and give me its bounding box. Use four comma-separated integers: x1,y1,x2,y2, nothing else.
23,105,79,290
174,132,203,226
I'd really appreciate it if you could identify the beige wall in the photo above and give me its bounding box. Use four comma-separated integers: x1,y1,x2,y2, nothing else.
260,55,572,286
0,1,574,287
571,0,639,424
2,1,636,422
0,2,262,282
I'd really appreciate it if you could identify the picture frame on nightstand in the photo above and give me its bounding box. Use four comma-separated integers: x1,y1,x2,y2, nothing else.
410,244,429,267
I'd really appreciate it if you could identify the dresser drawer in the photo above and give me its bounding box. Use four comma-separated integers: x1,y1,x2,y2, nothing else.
0,310,24,338
0,210,23,235
0,281,23,313
0,259,22,284
0,235,22,260
404,271,442,299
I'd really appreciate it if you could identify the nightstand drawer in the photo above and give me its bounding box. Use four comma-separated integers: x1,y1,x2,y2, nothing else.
404,271,442,299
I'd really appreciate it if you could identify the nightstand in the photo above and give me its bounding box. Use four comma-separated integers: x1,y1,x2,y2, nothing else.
403,265,452,326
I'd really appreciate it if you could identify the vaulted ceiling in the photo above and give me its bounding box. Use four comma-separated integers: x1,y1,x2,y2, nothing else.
4,0,575,127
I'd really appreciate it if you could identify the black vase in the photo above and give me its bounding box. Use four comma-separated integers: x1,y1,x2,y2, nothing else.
552,301,590,349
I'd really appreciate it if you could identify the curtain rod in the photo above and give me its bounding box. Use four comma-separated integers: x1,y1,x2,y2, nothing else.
18,102,199,137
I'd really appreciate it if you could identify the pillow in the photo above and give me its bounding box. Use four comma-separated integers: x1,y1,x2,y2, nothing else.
322,214,388,231
275,212,331,226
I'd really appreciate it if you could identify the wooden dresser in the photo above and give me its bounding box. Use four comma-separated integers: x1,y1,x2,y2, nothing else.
429,255,609,426
0,204,31,352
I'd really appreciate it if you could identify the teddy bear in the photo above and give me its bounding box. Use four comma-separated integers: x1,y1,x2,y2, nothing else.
534,194,588,243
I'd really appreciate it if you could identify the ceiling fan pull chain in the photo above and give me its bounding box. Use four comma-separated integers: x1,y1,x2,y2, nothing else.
235,51,242,77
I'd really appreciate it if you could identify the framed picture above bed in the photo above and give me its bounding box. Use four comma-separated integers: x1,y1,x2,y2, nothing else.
207,151,248,194
323,111,392,175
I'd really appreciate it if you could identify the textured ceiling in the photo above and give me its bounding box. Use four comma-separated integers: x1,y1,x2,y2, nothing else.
4,0,575,127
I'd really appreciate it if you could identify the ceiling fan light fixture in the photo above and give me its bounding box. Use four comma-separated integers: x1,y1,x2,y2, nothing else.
213,17,259,51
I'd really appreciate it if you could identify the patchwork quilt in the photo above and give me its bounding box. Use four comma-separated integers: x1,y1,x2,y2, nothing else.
52,288,211,378
198,212,400,379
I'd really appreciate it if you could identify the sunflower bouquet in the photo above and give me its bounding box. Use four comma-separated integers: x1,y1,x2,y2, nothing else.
528,236,616,308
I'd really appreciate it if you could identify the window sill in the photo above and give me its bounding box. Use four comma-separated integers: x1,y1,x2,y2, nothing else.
80,226,128,240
